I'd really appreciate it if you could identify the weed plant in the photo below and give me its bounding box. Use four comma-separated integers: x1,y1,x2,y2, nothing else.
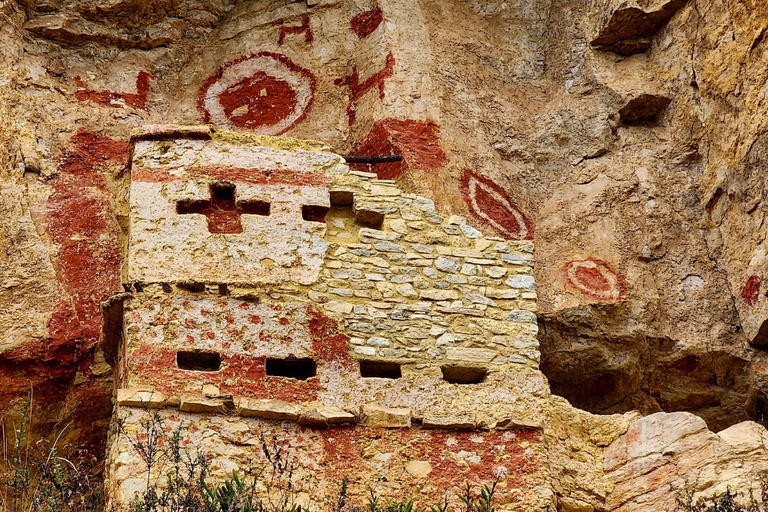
116,409,504,512
0,392,103,512
674,477,768,512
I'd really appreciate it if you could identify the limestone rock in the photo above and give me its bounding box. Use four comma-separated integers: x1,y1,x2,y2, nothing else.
299,404,356,427
360,404,411,428
116,388,165,409
238,399,301,421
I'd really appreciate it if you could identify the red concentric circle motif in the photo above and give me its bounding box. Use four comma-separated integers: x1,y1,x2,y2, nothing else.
198,52,316,135
562,258,627,302
460,169,534,240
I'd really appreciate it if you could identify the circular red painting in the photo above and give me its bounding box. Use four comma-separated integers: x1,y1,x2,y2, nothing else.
562,258,627,302
198,52,316,135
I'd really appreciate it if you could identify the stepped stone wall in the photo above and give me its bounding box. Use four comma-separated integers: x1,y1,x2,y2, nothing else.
106,126,552,511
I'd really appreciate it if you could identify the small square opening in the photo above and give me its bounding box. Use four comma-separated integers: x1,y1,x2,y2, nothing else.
265,357,317,380
360,361,402,379
302,205,330,223
441,366,487,384
177,350,222,372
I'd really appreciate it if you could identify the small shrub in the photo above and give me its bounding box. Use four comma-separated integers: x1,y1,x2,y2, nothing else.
0,392,104,512
674,477,768,512
117,409,504,512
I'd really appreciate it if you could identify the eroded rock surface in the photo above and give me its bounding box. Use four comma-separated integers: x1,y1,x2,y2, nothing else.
2,0,768,508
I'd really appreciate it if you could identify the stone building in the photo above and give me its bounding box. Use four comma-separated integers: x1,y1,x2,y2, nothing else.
104,125,551,511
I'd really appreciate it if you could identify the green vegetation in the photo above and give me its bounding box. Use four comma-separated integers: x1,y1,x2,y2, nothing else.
674,478,768,512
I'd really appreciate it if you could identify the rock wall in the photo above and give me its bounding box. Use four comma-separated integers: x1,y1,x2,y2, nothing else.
2,0,768,509
107,129,550,510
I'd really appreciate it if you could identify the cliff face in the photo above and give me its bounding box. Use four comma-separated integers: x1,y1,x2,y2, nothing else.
2,0,768,509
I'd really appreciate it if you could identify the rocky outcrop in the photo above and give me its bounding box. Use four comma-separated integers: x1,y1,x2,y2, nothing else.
604,412,768,511
2,0,768,508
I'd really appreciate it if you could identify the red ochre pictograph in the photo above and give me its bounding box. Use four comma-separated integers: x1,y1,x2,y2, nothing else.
350,118,448,179
198,52,316,135
276,16,314,46
742,274,762,307
350,7,383,38
334,52,395,125
74,71,153,110
562,258,627,302
460,169,534,240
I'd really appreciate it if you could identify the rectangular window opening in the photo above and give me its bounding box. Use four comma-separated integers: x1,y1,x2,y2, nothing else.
239,200,271,216
360,360,402,379
265,357,317,380
330,190,354,206
441,366,487,385
354,209,385,230
177,350,222,372
302,205,330,223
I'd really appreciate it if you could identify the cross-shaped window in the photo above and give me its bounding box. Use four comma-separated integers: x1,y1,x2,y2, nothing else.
176,182,270,234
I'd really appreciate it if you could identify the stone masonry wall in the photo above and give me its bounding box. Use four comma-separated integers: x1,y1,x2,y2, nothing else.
105,126,552,512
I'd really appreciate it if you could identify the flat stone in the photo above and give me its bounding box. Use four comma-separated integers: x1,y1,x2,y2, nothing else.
507,310,537,323
486,267,508,278
420,289,460,301
400,207,423,220
466,258,496,265
435,256,461,273
466,294,496,306
486,287,519,299
506,275,536,290
179,396,233,413
374,241,406,253
324,301,354,314
238,399,301,421
367,337,391,347
461,225,483,238
397,283,419,298
388,219,408,234
413,197,435,211
361,405,411,428
359,228,401,242
447,274,468,284
411,243,434,254
422,413,476,430
329,288,354,297
502,253,534,263
349,322,375,333
442,224,461,235
446,348,498,362
460,263,477,276
299,405,356,427
453,248,485,258
117,388,166,409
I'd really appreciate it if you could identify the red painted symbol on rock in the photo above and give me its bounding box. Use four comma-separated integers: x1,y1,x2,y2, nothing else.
742,275,761,306
350,7,383,38
74,71,153,110
276,16,314,45
460,169,534,240
335,52,395,125
198,52,316,135
176,182,270,234
350,118,448,179
562,258,627,302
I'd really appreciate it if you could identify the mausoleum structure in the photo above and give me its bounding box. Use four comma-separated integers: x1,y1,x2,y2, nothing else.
105,125,551,511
